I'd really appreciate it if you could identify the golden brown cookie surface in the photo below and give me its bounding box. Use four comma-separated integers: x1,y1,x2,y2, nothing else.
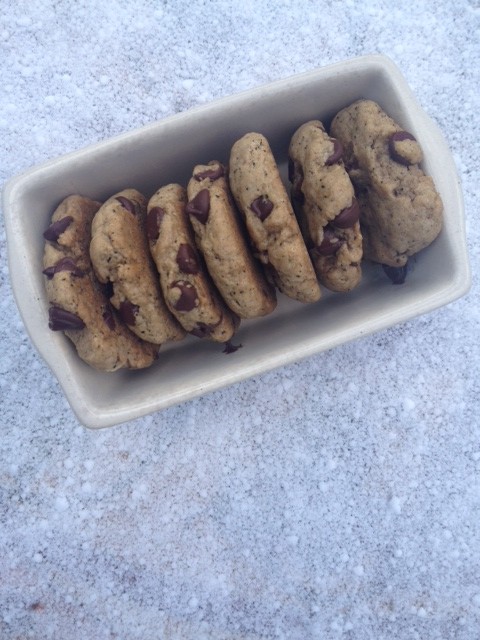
89,189,185,345
43,195,158,371
147,183,238,342
229,133,321,304
289,120,363,293
186,161,276,319
330,100,443,270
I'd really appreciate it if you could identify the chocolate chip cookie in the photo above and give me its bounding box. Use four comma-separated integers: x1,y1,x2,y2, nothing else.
147,183,239,342
289,120,363,292
186,161,277,318
89,189,185,345
229,132,321,304
330,100,443,278
43,195,158,371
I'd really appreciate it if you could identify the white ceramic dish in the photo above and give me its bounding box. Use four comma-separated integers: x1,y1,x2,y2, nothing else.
3,54,470,429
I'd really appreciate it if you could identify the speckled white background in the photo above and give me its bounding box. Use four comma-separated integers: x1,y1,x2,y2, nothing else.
1,1,479,638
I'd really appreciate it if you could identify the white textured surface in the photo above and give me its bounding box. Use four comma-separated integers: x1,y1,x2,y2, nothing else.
1,1,479,638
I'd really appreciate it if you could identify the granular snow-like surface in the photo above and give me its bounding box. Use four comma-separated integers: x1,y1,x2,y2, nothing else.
1,1,480,638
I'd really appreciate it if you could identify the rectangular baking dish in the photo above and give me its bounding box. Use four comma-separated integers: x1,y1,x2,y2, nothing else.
3,54,470,428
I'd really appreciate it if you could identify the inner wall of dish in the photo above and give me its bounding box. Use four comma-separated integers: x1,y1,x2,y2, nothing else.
23,61,451,415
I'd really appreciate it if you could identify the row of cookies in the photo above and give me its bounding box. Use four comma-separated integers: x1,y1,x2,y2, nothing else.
42,133,322,371
288,100,443,291
42,99,443,371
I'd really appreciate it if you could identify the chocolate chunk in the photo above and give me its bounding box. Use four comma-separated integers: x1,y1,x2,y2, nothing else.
42,257,84,279
382,263,408,285
176,244,199,274
171,281,198,312
186,189,210,224
116,196,137,215
42,266,57,279
250,196,273,221
102,307,116,330
223,340,243,354
48,306,85,331
190,314,223,337
103,281,114,299
194,165,225,181
333,199,360,229
118,300,139,326
315,227,343,256
190,322,214,338
388,131,417,166
147,206,165,242
43,216,73,242
325,139,343,165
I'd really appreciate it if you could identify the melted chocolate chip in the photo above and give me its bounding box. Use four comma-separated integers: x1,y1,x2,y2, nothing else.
250,196,274,221
315,227,343,256
176,244,199,274
194,165,225,181
223,340,243,354
116,196,137,215
103,281,114,299
325,139,343,165
186,189,210,224
42,266,57,279
382,263,408,285
388,131,417,166
171,281,198,311
42,257,84,280
190,322,214,338
390,131,416,143
48,306,85,331
147,206,165,242
43,216,74,242
118,300,139,326
333,199,360,229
